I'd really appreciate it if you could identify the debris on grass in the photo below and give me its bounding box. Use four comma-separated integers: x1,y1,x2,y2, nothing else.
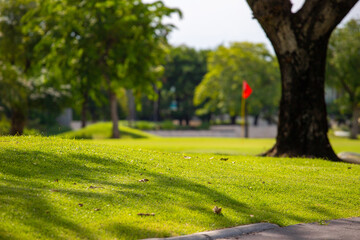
213,206,222,214
137,213,155,216
88,186,104,189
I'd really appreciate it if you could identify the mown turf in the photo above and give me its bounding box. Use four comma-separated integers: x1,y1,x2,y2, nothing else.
58,122,158,139
0,136,359,240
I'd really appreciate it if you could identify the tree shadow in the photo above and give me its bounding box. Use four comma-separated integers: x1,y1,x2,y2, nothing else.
0,147,357,239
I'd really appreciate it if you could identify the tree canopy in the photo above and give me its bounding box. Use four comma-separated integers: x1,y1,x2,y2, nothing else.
24,0,180,138
327,19,360,139
162,45,208,125
194,42,280,124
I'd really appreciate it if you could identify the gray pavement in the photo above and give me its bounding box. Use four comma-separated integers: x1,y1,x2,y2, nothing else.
145,125,277,138
142,217,360,240
220,217,360,240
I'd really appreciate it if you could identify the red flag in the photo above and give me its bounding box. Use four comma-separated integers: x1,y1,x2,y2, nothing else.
242,81,252,99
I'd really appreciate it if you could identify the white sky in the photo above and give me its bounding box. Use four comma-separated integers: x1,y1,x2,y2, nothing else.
144,0,360,51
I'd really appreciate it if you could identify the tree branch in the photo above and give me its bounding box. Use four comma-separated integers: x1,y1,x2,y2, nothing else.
295,0,359,40
246,0,294,53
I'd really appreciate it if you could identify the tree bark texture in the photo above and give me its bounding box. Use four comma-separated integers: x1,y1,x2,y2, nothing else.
81,91,88,128
350,105,360,139
126,89,136,128
109,90,120,138
104,72,120,139
246,0,358,161
10,109,26,136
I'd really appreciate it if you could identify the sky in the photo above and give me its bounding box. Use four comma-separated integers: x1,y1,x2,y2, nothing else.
144,0,360,51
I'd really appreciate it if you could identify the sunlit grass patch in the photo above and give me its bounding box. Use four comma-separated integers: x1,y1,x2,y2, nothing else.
0,136,359,239
58,122,158,139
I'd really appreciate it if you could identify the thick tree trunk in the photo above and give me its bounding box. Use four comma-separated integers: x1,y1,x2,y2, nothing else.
10,109,26,136
266,40,338,160
246,0,358,161
350,105,360,139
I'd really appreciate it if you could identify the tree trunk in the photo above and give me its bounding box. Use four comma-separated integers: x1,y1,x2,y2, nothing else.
350,105,360,139
266,39,338,159
103,71,120,138
126,89,136,128
185,116,190,126
81,92,88,128
246,0,358,161
10,109,26,136
230,115,236,125
253,114,259,126
109,91,120,138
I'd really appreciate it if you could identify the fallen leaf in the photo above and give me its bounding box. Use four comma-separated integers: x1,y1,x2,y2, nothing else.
220,158,228,161
137,213,155,216
209,157,214,159
208,182,212,184
89,186,104,189
139,179,149,182
94,208,101,211
213,206,222,214
183,156,191,159
50,189,59,192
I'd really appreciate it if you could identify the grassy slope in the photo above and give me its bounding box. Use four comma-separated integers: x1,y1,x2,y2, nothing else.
92,137,359,155
0,136,360,240
58,122,157,139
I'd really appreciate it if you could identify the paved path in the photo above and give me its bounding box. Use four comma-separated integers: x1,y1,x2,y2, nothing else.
220,217,360,240
146,125,277,138
144,217,360,240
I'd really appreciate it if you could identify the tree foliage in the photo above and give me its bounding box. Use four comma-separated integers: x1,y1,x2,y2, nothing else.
162,45,209,125
194,42,280,124
0,0,69,135
327,19,360,138
25,0,180,138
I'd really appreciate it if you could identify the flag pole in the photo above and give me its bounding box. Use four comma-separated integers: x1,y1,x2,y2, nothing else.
242,80,252,138
241,95,246,138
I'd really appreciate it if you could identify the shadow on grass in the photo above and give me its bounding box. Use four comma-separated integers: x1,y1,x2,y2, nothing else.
0,147,350,239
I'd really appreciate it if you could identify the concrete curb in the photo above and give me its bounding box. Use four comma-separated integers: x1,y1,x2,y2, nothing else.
338,152,360,164
142,222,279,240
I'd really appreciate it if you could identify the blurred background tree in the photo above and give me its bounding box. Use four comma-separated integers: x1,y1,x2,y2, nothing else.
24,0,180,138
0,0,69,135
327,19,360,139
161,45,209,126
194,42,280,125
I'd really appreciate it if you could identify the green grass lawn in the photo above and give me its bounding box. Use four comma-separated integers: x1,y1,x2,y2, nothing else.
1,136,360,240
58,122,158,140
